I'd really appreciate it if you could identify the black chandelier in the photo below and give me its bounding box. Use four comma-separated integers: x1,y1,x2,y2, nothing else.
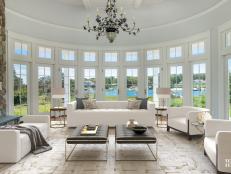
83,0,140,43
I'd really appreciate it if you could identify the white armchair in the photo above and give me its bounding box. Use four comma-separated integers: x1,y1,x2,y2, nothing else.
167,106,210,140
204,119,231,174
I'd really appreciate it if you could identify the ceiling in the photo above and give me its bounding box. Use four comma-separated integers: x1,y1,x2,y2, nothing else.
5,0,231,47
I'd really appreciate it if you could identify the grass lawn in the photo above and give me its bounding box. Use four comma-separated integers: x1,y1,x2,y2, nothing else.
14,105,28,116
171,97,183,107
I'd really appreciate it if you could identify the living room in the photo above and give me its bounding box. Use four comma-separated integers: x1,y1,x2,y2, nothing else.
1,0,231,173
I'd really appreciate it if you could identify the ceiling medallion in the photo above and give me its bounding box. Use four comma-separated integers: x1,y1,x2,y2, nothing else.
83,0,140,43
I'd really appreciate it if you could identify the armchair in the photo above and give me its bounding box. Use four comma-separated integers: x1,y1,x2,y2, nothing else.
204,119,231,174
167,106,210,140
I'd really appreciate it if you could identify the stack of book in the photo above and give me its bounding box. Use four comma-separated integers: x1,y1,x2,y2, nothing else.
81,125,98,135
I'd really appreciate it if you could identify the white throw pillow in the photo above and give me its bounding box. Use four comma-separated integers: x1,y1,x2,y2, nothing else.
82,99,97,109
127,100,142,109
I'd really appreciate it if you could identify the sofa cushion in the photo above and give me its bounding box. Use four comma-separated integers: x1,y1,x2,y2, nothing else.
76,98,88,109
127,100,142,109
168,117,187,132
136,97,148,109
82,99,97,109
204,137,216,165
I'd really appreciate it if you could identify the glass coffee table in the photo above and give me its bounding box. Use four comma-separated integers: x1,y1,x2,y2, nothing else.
65,125,109,161
115,125,157,161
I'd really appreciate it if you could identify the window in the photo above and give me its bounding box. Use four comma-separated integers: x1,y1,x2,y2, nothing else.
228,59,231,118
15,41,29,56
126,52,138,61
105,52,117,62
127,68,138,99
147,67,160,102
147,49,160,60
192,63,206,108
13,64,28,116
84,69,96,98
104,69,118,100
38,66,51,113
170,65,183,106
226,31,231,48
38,46,52,59
84,52,96,62
61,49,75,61
61,68,75,105
192,41,205,55
169,46,182,58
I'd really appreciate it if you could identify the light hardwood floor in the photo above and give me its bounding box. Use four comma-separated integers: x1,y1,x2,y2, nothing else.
0,127,216,174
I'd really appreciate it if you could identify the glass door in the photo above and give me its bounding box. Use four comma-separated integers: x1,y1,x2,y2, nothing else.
104,68,119,100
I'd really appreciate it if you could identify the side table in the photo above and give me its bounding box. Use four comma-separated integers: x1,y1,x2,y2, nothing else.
155,107,167,127
50,107,67,128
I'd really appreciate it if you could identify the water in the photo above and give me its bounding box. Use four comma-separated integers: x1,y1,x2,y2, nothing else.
105,89,206,97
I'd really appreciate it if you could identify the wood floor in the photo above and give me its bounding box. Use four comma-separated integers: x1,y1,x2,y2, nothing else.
0,127,216,174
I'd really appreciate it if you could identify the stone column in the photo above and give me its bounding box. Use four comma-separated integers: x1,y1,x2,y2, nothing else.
0,0,6,115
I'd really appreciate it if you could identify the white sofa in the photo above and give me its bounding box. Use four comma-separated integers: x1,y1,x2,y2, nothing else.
67,101,155,127
167,106,210,140
0,115,49,163
204,119,231,174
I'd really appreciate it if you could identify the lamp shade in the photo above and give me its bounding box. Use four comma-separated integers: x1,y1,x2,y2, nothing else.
156,88,171,99
52,87,65,99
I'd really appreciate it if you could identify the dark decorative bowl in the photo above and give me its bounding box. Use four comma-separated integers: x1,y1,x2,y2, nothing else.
132,126,147,134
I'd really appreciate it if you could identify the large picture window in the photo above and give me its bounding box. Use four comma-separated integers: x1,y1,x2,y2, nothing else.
61,68,75,105
170,65,183,106
13,64,28,116
84,52,96,62
38,66,51,113
147,67,160,102
84,69,96,98
15,41,29,56
127,68,138,99
38,46,52,59
228,59,231,118
192,63,206,108
61,49,75,61
104,69,118,100
226,31,231,48
147,49,160,60
126,52,138,62
105,52,117,62
169,46,182,58
192,41,205,55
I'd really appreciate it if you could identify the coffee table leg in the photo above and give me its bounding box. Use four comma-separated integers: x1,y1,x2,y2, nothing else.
147,143,157,161
65,141,77,161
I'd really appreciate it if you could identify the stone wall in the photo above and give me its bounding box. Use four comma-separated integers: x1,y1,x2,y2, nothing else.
0,0,6,115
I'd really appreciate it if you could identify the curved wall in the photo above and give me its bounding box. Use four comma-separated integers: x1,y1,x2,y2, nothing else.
6,30,211,115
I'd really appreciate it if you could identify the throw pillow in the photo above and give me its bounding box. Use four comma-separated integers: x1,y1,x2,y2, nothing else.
136,97,148,109
127,100,142,109
82,99,97,109
76,98,88,109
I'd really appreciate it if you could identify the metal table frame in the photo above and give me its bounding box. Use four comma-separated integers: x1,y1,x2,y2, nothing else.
115,127,158,161
115,139,158,161
65,139,109,161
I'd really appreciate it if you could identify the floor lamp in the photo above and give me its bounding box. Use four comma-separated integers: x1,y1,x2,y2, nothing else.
156,88,171,108
52,87,65,108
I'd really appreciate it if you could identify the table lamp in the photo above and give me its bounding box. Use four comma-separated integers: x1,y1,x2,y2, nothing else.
52,87,65,108
156,88,171,108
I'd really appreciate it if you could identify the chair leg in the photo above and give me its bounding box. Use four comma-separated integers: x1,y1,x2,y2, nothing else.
204,150,207,156
217,170,225,174
188,135,192,140
167,126,170,132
